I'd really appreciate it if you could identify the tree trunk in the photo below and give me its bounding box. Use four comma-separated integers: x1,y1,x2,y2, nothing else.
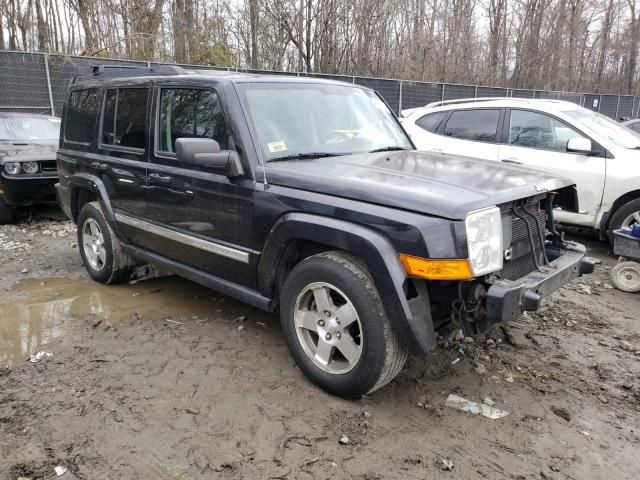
76,0,97,51
249,0,259,68
35,0,49,51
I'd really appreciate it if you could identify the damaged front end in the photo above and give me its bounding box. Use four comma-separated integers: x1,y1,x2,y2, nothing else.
452,187,596,336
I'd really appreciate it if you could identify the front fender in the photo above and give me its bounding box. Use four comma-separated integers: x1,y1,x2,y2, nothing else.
259,212,436,353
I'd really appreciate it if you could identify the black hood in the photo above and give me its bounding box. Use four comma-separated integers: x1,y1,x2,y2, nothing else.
263,150,576,220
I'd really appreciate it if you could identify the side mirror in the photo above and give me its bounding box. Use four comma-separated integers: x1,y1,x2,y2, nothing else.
175,138,243,177
566,137,592,155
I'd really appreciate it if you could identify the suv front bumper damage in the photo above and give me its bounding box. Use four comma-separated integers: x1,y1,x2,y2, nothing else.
485,242,595,322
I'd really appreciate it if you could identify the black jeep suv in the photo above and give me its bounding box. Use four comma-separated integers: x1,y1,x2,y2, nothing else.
0,113,61,223
56,65,594,397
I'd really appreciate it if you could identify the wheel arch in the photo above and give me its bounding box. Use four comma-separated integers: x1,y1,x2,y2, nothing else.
68,174,127,241
604,189,640,232
70,186,97,223
258,212,437,353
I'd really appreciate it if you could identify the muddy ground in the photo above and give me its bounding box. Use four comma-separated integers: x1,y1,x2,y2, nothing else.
1,207,639,480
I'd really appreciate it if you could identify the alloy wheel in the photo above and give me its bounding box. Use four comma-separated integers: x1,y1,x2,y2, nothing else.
82,218,107,271
622,211,640,229
293,282,363,374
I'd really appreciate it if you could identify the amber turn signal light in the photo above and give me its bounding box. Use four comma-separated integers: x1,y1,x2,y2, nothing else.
399,254,474,280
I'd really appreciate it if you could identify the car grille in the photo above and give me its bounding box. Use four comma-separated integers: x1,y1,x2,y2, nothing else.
498,204,546,281
40,161,58,173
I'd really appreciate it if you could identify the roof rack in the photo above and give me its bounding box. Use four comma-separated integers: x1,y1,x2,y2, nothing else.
72,64,187,83
424,97,530,109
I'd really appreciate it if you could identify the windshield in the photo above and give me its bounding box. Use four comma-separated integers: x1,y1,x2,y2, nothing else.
238,82,413,161
0,116,60,142
565,109,640,149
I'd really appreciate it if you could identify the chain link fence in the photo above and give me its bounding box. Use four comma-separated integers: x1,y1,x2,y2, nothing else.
2,49,640,120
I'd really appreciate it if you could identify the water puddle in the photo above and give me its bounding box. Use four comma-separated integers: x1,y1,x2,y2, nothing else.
0,275,227,365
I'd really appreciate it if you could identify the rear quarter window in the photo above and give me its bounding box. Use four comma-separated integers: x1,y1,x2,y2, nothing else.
415,111,447,133
65,89,99,143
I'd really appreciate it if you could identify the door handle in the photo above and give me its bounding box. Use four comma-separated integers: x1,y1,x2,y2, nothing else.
89,161,108,172
431,148,443,153
148,173,172,185
501,158,523,165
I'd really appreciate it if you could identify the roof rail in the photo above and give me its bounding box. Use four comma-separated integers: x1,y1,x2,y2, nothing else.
72,64,187,83
424,97,529,109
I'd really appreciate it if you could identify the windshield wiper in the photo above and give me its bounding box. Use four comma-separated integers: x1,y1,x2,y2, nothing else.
268,152,342,162
368,146,408,153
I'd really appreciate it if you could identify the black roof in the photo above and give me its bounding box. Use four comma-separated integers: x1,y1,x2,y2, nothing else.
71,64,356,88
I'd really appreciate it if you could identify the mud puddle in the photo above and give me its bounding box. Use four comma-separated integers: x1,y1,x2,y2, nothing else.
0,275,226,365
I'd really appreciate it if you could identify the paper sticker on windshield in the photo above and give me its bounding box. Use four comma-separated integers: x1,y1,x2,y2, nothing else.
268,141,287,153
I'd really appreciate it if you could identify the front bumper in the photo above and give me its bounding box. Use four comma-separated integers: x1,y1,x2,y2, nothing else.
485,242,595,322
0,175,58,207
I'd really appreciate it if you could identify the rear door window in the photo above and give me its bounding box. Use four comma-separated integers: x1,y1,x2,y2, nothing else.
65,88,99,143
157,88,229,156
415,111,447,133
101,87,149,150
443,109,500,142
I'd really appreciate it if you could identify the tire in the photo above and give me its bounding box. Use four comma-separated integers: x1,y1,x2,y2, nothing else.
609,198,640,240
0,200,15,225
280,251,407,397
611,260,640,293
77,201,135,284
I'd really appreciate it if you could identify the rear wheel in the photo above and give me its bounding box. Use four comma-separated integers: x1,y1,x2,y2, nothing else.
77,201,135,284
280,251,407,397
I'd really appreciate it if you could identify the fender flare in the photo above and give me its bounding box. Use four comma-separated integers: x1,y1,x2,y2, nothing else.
258,212,436,353
68,173,127,241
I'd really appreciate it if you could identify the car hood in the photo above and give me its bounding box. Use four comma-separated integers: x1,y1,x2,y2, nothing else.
0,141,58,161
263,150,576,220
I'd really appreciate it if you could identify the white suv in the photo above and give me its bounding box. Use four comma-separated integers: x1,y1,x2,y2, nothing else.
401,98,640,239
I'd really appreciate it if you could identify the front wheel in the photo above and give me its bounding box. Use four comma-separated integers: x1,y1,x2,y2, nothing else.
280,251,407,397
609,198,640,240
77,201,135,284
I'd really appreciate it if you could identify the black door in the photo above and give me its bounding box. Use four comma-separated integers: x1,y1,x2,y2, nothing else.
143,85,255,285
96,86,150,245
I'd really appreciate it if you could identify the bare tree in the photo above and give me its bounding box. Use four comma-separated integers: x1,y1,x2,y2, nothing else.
1,0,640,95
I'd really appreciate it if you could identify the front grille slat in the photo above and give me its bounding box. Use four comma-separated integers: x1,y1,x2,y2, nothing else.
498,205,546,281
40,161,57,173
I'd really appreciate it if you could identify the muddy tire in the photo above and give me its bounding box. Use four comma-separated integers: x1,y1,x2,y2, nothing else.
77,201,135,284
611,260,640,293
609,198,640,241
0,200,15,225
280,251,407,398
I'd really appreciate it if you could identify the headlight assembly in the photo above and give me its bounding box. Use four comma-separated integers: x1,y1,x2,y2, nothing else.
465,206,503,276
22,161,39,174
3,162,21,175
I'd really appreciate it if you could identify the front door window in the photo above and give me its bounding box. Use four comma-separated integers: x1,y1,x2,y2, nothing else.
508,110,586,152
